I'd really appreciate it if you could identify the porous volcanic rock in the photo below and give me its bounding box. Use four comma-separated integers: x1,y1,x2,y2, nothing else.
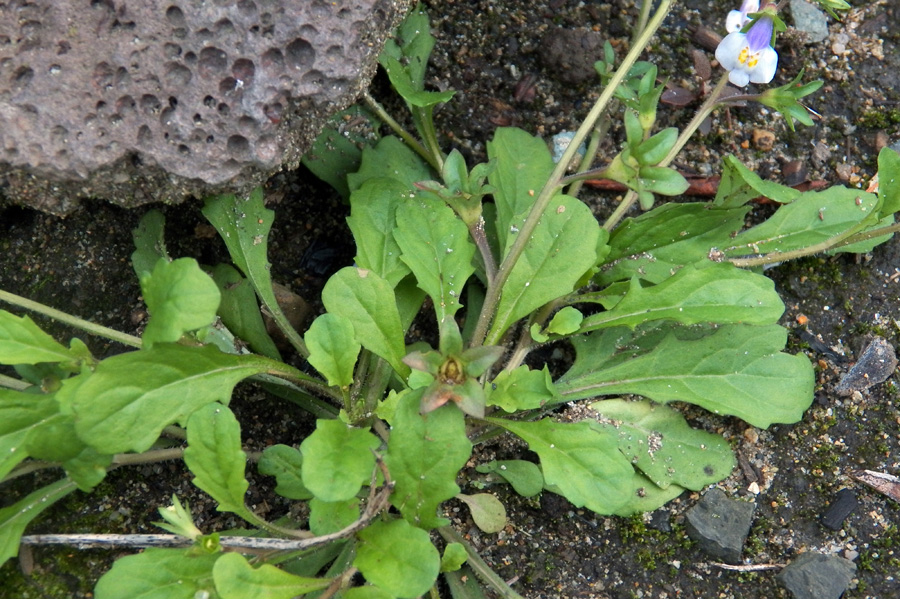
0,0,407,214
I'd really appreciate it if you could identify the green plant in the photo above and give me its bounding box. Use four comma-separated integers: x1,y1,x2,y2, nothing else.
2,1,899,597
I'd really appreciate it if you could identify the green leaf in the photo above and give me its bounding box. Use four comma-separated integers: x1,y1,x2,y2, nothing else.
490,195,601,340
613,472,686,516
385,390,472,529
395,275,428,332
582,262,784,331
382,56,456,108
348,136,432,193
0,478,76,566
394,194,476,323
213,552,331,599
638,166,690,196
475,460,544,497
598,203,749,285
0,389,58,479
714,155,801,208
0,311,78,365
60,344,270,454
202,188,304,353
624,109,642,150
322,267,408,377
442,149,468,193
488,418,634,515
354,518,441,598
258,444,313,500
556,323,815,428
590,399,734,490
487,365,557,412
211,263,281,360
380,2,435,88
347,178,414,287
456,493,507,533
876,147,900,217
546,306,583,335
309,496,360,535
299,419,379,502
343,587,395,599
131,209,170,279
23,412,86,462
305,313,360,388
183,404,248,514
94,549,219,599
723,186,881,259
445,567,490,599
62,447,112,492
440,542,469,572
301,105,379,199
486,128,556,251
140,257,221,348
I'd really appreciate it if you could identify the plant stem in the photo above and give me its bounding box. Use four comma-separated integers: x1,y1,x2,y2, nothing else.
660,73,730,167
362,91,440,172
438,526,526,599
413,106,446,172
240,507,314,540
5,447,186,482
602,72,730,231
256,377,341,419
111,448,185,467
469,217,497,283
633,0,654,45
260,362,343,403
470,0,673,348
0,289,142,348
728,221,900,268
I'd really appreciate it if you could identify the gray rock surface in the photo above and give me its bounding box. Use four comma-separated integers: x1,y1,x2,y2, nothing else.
0,0,408,214
790,0,829,44
776,552,857,599
684,488,756,564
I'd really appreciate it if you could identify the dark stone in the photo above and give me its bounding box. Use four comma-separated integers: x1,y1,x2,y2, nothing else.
820,488,858,531
776,552,857,599
684,488,756,564
539,27,606,86
0,0,407,214
648,508,672,533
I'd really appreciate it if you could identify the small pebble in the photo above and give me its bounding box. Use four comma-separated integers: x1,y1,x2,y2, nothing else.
752,129,776,151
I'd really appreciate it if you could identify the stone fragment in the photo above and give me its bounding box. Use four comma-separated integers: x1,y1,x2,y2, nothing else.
0,0,407,214
684,488,756,564
834,337,898,396
790,0,829,44
820,488,857,531
776,552,856,599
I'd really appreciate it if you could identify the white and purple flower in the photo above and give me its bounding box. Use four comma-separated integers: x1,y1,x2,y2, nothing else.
716,11,779,87
725,0,760,33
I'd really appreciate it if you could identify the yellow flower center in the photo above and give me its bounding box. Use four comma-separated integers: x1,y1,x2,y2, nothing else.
738,45,760,68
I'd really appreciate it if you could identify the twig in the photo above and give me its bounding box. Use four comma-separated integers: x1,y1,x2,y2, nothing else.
21,463,395,553
706,562,785,571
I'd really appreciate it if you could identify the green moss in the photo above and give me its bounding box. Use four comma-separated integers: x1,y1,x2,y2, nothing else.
858,108,900,129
